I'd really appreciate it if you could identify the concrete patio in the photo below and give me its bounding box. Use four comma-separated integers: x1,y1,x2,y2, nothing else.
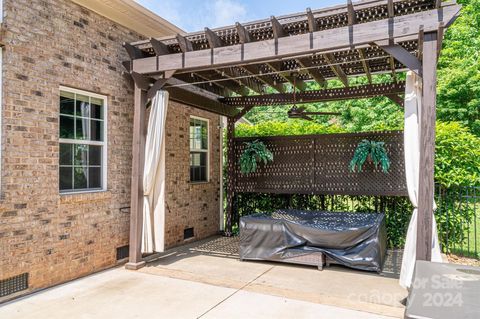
0,236,407,318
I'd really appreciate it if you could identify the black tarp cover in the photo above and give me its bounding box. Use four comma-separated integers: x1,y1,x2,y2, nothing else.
239,209,387,272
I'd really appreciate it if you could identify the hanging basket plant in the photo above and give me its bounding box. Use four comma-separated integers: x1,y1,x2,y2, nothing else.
239,140,273,174
349,139,391,173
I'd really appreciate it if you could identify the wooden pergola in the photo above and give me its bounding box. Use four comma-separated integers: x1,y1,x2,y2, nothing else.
122,0,461,270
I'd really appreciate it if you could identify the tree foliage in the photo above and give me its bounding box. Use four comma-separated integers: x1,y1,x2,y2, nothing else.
435,122,480,187
437,0,480,135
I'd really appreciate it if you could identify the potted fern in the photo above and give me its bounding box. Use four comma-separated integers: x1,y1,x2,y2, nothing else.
349,139,391,173
239,140,273,174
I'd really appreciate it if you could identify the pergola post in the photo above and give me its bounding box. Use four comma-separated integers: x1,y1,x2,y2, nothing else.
126,84,147,270
225,117,236,236
416,31,438,261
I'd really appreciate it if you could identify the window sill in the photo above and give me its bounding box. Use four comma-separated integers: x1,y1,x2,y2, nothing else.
60,189,107,196
189,181,210,185
60,189,111,204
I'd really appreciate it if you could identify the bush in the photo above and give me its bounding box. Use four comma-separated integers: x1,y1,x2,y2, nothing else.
235,120,344,137
435,122,480,187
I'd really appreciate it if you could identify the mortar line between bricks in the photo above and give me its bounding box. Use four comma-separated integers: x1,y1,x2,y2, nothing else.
196,265,275,319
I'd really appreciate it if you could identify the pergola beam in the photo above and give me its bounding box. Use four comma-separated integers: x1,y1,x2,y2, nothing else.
267,61,307,92
131,5,461,75
385,94,404,107
236,22,252,44
296,58,326,88
324,53,349,87
216,67,263,94
176,34,193,53
306,8,318,32
150,38,170,56
377,42,423,76
164,78,237,117
221,82,405,107
241,64,286,93
271,16,286,39
205,27,223,48
358,49,372,84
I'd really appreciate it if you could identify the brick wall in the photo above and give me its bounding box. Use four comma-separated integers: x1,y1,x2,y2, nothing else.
164,102,221,249
0,0,221,300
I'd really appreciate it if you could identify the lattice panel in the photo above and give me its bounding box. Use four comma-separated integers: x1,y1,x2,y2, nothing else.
234,131,407,196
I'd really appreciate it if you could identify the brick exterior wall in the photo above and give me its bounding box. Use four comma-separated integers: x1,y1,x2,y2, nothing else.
164,102,221,249
0,0,221,300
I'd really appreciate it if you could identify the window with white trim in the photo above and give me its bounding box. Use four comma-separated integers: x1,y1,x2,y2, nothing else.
189,117,209,183
59,88,107,193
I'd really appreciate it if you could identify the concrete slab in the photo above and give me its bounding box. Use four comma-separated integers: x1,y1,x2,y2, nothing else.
203,290,395,319
0,236,407,319
0,267,235,319
141,236,407,318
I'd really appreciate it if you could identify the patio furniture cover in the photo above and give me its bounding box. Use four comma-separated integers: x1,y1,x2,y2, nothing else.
240,209,387,272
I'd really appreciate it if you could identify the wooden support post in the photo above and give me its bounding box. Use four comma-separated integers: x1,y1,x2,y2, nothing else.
126,83,147,270
417,31,438,261
225,117,236,236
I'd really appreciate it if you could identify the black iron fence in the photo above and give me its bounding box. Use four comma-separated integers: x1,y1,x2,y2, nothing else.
233,185,479,259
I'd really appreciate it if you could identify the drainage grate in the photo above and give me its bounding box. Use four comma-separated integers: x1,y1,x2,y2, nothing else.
184,227,194,240
116,245,129,260
0,273,29,297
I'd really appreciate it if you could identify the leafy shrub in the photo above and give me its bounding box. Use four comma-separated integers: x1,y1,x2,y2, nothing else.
235,120,345,137
435,122,480,187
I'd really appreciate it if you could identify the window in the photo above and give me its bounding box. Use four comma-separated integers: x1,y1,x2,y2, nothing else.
59,87,107,193
189,117,209,183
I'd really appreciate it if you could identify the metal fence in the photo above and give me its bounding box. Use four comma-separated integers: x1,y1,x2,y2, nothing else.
436,185,479,259
233,185,480,259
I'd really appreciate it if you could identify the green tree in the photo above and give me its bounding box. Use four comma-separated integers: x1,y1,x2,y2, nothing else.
437,0,480,135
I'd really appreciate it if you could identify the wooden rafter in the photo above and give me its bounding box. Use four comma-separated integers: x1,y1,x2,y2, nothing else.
236,22,252,44
221,82,405,107
197,71,249,96
377,42,423,76
150,38,169,56
241,64,286,93
296,57,326,88
266,61,306,92
306,8,318,32
386,94,404,107
176,34,193,53
270,16,286,39
205,27,223,48
358,49,372,84
215,67,263,94
324,53,349,87
347,0,357,26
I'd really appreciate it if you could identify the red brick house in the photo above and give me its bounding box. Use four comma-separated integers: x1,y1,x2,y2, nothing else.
0,0,224,300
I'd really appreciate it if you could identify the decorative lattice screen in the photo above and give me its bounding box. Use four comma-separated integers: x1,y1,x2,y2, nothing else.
234,131,407,196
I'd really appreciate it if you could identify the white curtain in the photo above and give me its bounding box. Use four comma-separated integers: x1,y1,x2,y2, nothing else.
142,90,169,254
399,72,442,288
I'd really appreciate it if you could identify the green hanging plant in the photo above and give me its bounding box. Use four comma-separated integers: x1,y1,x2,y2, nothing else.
239,140,274,174
349,139,391,173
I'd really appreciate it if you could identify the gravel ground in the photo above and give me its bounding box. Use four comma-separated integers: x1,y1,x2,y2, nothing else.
447,254,480,267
